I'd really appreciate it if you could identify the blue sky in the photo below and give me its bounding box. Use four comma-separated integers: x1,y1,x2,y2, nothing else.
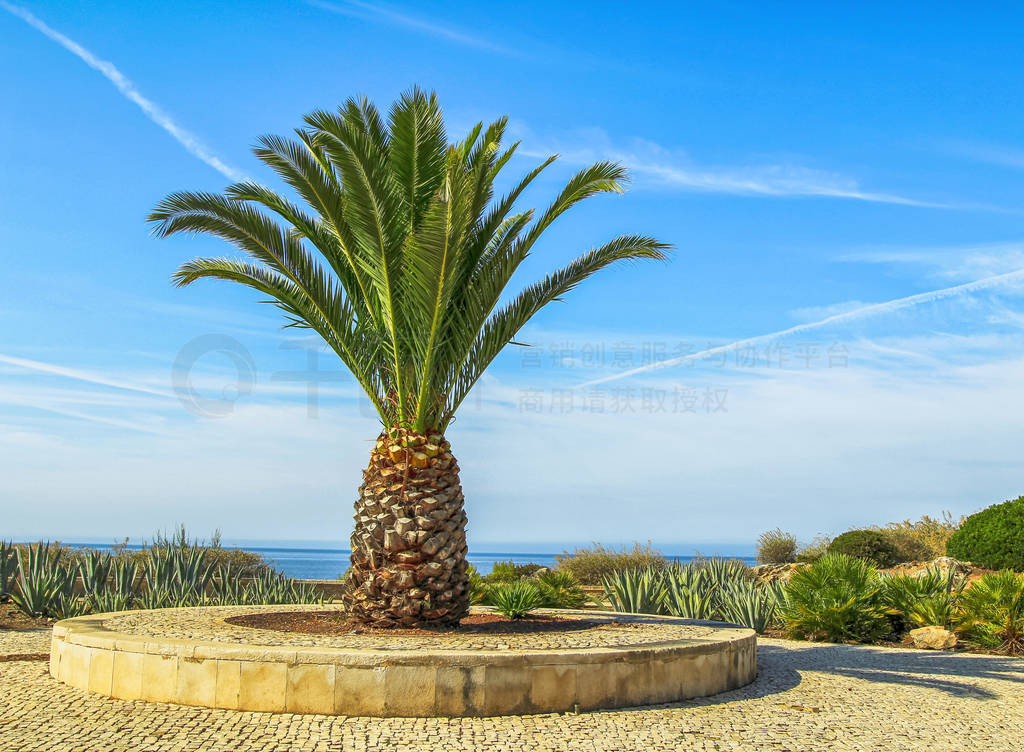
3,1,1024,552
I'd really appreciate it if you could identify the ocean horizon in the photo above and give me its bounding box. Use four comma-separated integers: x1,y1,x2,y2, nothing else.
46,541,758,579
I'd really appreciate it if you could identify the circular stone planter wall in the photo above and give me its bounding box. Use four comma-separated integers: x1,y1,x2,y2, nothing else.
50,606,756,717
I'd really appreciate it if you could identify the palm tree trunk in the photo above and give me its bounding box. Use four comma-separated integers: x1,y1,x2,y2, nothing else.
343,429,470,627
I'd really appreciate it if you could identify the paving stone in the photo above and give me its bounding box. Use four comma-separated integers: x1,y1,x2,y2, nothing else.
1,627,1022,751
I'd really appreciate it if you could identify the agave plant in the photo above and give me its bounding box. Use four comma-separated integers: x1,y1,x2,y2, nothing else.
488,580,543,620
663,565,717,619
78,551,113,598
148,89,668,627
603,568,668,614
10,543,70,619
0,541,16,602
717,578,781,633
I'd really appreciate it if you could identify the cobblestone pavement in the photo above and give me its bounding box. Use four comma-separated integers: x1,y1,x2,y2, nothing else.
2,628,1022,751
0,627,50,655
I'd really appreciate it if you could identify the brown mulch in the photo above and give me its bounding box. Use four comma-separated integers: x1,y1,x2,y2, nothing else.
224,611,608,637
0,603,49,630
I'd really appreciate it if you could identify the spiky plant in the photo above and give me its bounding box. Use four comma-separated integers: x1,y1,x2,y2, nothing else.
148,88,669,627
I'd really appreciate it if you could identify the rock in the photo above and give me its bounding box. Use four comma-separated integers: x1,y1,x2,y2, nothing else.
882,557,973,580
909,625,958,650
750,563,805,583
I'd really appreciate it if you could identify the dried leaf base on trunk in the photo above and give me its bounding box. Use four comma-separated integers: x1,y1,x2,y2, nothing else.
343,429,470,628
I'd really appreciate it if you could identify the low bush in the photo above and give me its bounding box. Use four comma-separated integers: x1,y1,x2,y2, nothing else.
946,496,1024,571
875,513,961,562
756,529,798,564
488,581,543,619
556,542,665,585
828,529,901,568
955,570,1024,656
795,535,832,563
486,560,545,582
779,553,891,643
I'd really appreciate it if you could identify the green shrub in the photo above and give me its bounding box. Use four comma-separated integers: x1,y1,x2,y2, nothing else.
488,581,543,619
946,496,1024,571
756,529,798,564
828,529,901,568
556,542,665,585
486,560,545,582
535,571,587,609
796,535,831,563
955,570,1024,655
779,553,891,643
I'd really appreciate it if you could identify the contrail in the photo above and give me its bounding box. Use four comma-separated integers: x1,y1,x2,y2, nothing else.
580,266,1024,388
1,2,243,181
0,354,175,399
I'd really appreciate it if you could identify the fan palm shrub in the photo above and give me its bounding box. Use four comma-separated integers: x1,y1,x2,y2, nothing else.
955,570,1024,655
535,570,587,609
148,89,667,627
779,553,891,643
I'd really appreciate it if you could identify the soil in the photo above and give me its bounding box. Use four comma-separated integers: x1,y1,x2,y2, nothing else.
0,603,49,630
224,611,611,637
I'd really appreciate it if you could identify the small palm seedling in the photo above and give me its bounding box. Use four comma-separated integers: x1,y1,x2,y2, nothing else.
488,581,543,619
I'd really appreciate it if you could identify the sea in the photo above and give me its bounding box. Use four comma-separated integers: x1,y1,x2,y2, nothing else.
54,542,757,579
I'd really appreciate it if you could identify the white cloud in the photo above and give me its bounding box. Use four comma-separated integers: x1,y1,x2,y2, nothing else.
840,241,1024,282
1,2,243,181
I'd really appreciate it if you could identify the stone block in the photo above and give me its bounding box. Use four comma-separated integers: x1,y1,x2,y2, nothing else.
87,648,114,695
239,661,287,713
530,664,576,712
215,660,241,710
141,653,178,703
384,665,437,716
286,663,336,714
110,650,144,701
176,657,218,707
335,666,387,716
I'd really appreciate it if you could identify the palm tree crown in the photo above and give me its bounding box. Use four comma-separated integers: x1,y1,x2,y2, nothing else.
149,88,669,433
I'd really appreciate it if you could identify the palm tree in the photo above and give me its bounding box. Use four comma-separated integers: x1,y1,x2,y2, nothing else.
149,88,669,627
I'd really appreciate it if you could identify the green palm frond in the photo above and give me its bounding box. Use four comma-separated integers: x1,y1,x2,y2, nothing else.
149,88,670,432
